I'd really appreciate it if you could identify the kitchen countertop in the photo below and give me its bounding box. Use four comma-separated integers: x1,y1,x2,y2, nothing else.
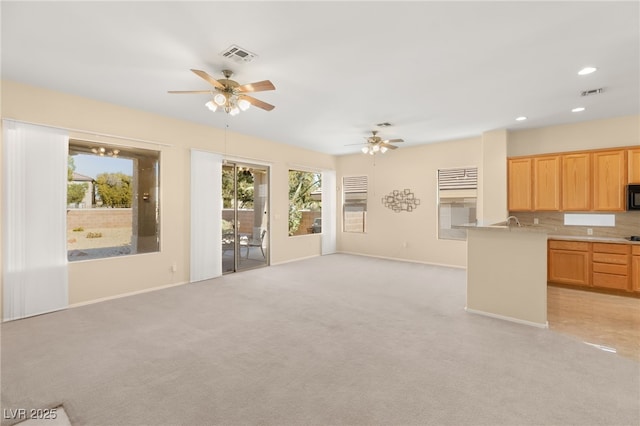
458,223,640,245
457,222,553,233
548,235,640,245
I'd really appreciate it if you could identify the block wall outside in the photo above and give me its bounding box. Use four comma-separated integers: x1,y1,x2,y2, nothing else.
67,208,133,229
222,209,256,235
292,211,322,236
221,209,320,236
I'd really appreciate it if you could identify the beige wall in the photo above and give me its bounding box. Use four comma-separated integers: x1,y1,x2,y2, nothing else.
336,136,482,268
1,80,335,311
478,129,508,225
508,114,640,156
466,228,547,326
2,79,637,317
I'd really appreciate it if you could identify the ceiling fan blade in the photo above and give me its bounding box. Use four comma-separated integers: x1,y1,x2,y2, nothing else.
237,80,276,93
344,142,368,146
382,143,398,150
383,138,404,143
191,69,225,90
167,90,213,94
239,94,275,111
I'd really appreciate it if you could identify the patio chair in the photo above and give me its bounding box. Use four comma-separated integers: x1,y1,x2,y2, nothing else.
222,231,235,255
243,229,266,259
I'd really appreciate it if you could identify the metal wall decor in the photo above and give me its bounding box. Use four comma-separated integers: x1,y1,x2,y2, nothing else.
382,189,420,212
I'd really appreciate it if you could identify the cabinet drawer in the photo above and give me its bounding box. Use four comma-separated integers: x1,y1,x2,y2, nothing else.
593,273,629,290
592,243,630,254
548,240,589,251
632,246,640,255
593,262,628,275
592,252,629,265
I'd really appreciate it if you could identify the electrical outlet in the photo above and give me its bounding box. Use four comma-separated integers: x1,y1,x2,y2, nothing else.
533,218,539,225
587,228,593,236
171,263,177,272
402,241,408,248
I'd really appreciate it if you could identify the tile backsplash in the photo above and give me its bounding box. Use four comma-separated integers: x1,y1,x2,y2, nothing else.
510,211,640,238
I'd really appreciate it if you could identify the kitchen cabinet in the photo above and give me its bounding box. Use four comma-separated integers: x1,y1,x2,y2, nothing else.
508,146,634,213
508,158,532,211
592,149,626,211
632,246,640,292
548,240,590,286
562,153,590,211
592,243,630,291
629,147,640,184
548,239,638,294
533,155,561,210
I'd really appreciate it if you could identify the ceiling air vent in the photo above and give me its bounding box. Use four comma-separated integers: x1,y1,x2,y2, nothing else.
581,88,604,97
220,45,257,63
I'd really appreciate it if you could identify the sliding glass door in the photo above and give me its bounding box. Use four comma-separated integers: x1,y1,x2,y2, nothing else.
222,162,269,273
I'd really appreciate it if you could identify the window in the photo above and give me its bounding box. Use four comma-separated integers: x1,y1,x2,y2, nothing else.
438,167,477,240
288,170,321,236
343,176,367,233
67,140,160,261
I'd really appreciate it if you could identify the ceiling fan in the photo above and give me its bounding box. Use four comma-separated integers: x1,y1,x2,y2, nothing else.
348,130,404,155
168,69,275,116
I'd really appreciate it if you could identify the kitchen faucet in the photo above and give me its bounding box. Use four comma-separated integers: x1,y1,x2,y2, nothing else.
505,216,521,227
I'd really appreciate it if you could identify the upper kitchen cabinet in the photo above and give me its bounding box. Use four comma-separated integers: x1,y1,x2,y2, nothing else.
562,153,591,211
592,149,626,211
508,157,532,211
507,146,634,213
533,155,561,210
628,147,640,184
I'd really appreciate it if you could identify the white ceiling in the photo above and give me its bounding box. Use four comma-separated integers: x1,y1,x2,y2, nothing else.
2,2,639,155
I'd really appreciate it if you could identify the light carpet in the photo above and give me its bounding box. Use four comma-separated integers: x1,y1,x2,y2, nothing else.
1,254,639,425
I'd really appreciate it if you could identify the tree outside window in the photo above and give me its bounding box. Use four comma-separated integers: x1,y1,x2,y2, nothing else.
288,170,321,236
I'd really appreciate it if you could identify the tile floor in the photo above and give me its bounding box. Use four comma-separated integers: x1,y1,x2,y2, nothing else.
547,285,640,361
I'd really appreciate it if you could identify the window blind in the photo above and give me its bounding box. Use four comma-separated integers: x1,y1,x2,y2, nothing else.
438,168,478,190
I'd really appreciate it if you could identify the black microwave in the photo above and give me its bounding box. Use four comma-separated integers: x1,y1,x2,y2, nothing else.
628,184,640,210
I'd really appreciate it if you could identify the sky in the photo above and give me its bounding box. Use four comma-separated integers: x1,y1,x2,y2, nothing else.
72,154,133,179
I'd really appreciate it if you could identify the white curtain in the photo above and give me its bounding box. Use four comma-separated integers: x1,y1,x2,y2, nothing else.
2,120,69,321
321,170,336,255
190,149,222,282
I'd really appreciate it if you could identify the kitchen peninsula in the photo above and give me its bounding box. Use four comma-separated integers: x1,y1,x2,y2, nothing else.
465,223,550,328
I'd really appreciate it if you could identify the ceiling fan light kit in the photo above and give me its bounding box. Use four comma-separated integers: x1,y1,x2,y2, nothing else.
90,146,120,157
353,130,404,155
169,68,275,116
361,145,388,155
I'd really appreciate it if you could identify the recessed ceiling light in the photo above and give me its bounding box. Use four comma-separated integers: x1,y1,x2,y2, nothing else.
578,67,597,75
515,116,527,121
572,107,586,112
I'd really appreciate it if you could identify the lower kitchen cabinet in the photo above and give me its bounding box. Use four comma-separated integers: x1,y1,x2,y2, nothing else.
548,240,590,286
632,246,640,292
548,239,638,294
592,243,630,291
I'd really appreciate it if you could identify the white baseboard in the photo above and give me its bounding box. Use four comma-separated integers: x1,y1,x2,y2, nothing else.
465,307,549,329
271,254,320,266
337,250,466,270
68,280,189,309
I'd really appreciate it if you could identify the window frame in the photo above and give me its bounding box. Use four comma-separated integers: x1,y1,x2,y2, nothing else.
67,140,161,261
